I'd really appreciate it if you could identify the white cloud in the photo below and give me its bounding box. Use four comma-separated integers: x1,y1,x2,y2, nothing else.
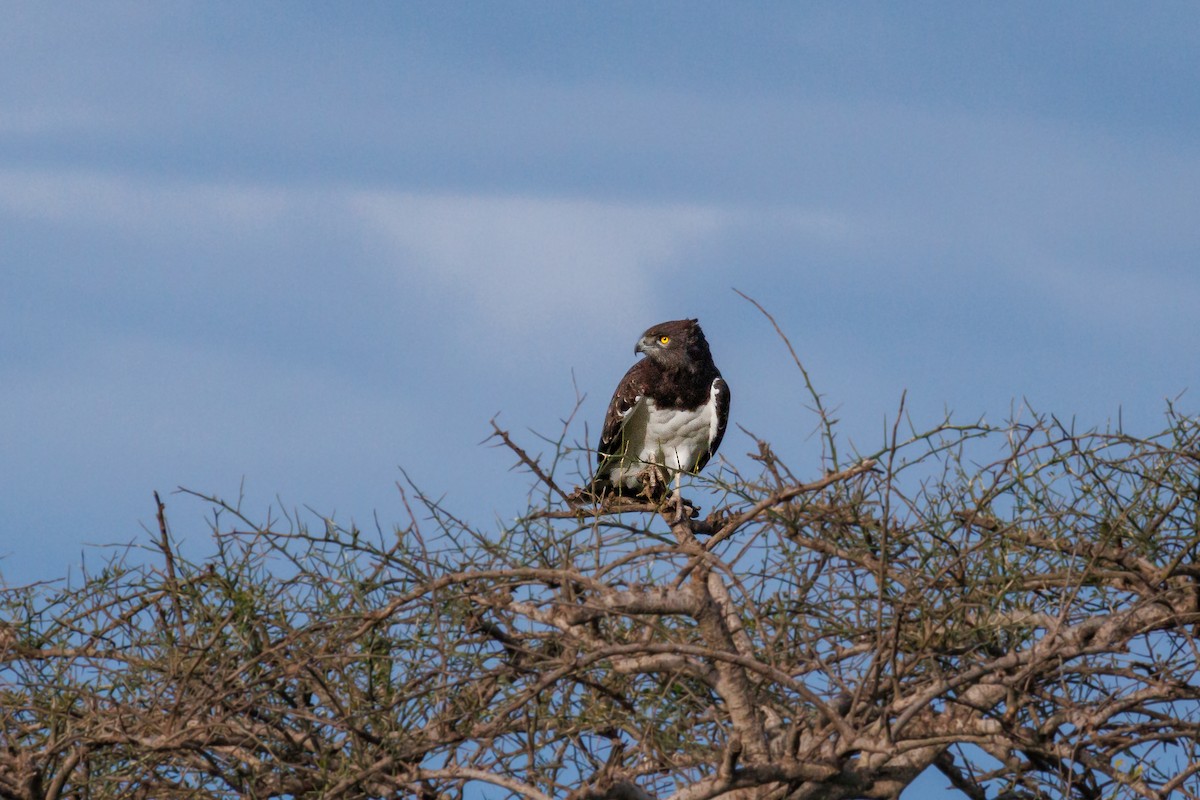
0,106,117,136
4,151,1194,349
0,167,291,232
0,165,774,335
346,190,735,331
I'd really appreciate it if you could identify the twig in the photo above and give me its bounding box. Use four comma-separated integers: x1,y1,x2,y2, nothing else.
488,418,569,501
153,491,187,646
708,458,878,549
734,288,839,468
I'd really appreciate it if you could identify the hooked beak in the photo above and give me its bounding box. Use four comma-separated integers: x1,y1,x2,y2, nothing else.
635,337,650,356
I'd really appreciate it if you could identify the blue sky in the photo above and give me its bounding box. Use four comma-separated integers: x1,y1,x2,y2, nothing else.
2,4,1198,797
3,3,1198,589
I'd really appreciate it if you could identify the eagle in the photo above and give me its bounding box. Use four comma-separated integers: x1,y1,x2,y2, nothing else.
591,318,730,498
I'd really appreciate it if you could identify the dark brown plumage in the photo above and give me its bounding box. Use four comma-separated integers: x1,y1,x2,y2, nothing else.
593,319,730,496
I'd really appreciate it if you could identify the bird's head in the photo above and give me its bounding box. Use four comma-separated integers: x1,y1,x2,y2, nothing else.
635,318,710,372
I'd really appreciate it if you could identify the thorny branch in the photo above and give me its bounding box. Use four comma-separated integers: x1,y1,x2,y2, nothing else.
3,406,1200,799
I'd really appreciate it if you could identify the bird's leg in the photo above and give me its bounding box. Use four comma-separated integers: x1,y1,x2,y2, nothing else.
670,486,687,525
666,472,700,524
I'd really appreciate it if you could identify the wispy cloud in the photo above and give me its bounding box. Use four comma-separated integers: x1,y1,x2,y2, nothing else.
0,167,292,232
2,155,1193,350
348,190,735,331
0,167,768,335
0,105,120,137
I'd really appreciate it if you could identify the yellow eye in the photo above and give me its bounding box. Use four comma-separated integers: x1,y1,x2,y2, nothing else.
658,335,671,345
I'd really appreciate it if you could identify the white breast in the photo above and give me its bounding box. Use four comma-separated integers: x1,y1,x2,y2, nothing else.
642,403,715,473
608,379,721,489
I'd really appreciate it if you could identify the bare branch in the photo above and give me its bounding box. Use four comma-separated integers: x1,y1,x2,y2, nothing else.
3,395,1198,800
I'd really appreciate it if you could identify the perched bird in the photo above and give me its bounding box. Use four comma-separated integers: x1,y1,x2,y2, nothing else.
592,318,730,498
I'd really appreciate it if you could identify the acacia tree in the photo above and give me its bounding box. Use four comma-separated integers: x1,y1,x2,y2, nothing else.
2,349,1200,799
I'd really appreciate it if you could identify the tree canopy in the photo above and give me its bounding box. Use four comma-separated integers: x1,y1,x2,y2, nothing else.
3,367,1199,800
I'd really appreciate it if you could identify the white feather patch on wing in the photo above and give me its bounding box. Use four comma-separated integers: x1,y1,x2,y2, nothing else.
708,378,724,449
